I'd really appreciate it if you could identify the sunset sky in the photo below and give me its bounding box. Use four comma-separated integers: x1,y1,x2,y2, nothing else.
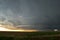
0,0,60,31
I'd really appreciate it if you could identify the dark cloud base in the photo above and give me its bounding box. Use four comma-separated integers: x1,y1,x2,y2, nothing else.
0,0,60,30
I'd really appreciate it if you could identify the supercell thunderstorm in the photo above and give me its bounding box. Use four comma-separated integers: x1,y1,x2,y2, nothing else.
0,0,60,31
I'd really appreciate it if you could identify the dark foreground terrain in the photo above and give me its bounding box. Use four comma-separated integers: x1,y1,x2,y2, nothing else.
0,31,60,40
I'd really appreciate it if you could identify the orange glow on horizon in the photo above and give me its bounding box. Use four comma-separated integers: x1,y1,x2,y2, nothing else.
0,24,39,32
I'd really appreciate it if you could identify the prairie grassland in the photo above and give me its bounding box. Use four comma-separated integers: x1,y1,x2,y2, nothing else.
0,31,60,40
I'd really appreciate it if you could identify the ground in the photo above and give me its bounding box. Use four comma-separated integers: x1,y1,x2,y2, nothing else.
0,31,60,40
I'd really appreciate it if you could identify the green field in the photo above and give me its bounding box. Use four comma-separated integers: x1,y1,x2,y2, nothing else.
0,31,60,40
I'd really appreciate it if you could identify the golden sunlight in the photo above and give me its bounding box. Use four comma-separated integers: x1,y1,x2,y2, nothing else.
0,24,38,32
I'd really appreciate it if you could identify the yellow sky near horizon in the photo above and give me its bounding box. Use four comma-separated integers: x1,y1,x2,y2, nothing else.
0,24,39,32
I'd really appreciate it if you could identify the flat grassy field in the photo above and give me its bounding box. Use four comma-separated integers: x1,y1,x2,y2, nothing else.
0,31,60,40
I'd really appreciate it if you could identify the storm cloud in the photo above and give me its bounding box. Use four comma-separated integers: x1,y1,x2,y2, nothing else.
0,0,60,30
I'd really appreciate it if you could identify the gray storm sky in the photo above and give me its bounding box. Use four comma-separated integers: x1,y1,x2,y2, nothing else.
0,0,60,30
